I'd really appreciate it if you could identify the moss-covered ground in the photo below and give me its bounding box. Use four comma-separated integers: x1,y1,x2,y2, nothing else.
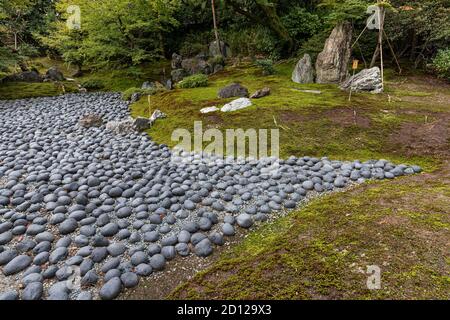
130,60,449,300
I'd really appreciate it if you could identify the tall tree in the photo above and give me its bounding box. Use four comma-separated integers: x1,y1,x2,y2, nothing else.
225,0,295,55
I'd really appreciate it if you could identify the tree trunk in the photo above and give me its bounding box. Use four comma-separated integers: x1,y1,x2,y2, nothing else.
257,2,294,55
370,43,380,68
211,0,222,56
14,32,18,51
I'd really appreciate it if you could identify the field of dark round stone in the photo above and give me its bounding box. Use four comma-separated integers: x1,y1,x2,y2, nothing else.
0,93,421,300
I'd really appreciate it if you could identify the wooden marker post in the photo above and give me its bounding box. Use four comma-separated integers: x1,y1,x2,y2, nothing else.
348,59,359,102
377,0,385,91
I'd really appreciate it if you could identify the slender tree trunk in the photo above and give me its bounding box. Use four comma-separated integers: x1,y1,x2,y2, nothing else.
370,43,380,68
14,32,18,51
211,0,222,56
410,29,417,61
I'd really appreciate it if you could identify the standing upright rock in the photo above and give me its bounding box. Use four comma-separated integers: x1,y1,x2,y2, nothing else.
292,54,315,84
315,22,353,84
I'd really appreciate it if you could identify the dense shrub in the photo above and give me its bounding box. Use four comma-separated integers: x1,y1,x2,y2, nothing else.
255,59,275,76
80,79,105,90
281,7,322,43
297,30,331,63
224,27,281,60
176,74,208,88
208,55,225,68
431,49,450,81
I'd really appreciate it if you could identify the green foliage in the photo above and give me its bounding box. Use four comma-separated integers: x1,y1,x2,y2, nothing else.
176,74,208,88
319,0,370,24
179,42,208,57
224,27,281,60
80,79,105,90
42,0,180,69
255,59,275,75
281,6,322,42
297,30,331,63
208,55,225,68
431,49,450,80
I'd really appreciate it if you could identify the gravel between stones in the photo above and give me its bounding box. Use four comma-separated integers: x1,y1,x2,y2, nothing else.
0,93,421,300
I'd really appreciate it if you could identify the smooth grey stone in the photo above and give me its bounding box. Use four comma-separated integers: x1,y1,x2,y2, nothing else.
143,231,159,242
209,232,224,246
236,213,253,228
104,269,121,282
49,247,68,264
66,255,83,265
47,291,69,300
42,265,58,279
161,246,176,260
33,252,50,265
35,231,54,242
81,270,99,286
161,235,177,246
59,218,78,234
55,236,72,248
149,254,166,271
3,255,32,275
120,272,139,288
0,290,19,300
194,238,213,257
22,282,43,300
0,250,17,265
22,273,43,285
100,277,122,300
101,257,121,273
135,264,152,276
222,223,235,236
0,231,13,245
183,221,199,233
91,247,108,263
92,235,110,247
77,291,93,300
223,215,235,224
190,232,207,246
101,222,119,237
131,251,148,266
107,243,127,257
175,243,190,256
147,244,161,256
177,230,191,243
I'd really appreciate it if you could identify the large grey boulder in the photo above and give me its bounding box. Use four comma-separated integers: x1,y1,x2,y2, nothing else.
44,67,65,81
340,67,383,93
218,83,249,99
171,53,183,69
181,58,211,76
209,40,232,58
171,69,186,83
315,22,352,84
292,54,315,84
2,70,42,83
78,114,103,128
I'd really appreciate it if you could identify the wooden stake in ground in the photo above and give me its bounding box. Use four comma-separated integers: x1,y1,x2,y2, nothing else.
147,95,152,118
377,0,385,91
348,59,359,102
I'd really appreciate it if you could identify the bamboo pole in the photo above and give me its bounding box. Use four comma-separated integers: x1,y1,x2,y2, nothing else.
377,0,385,90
